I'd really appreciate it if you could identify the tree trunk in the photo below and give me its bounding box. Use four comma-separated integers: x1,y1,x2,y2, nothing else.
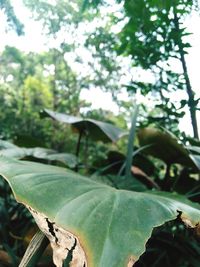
173,11,199,139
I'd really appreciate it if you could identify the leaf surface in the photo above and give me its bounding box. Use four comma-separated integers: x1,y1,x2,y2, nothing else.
138,128,199,170
0,140,18,149
41,109,127,142
0,147,77,168
0,157,200,267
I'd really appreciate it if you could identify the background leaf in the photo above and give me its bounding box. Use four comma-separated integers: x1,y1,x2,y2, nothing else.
41,109,127,143
137,128,199,170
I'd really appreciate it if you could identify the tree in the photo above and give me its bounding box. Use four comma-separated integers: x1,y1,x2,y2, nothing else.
22,0,127,102
0,0,24,35
0,46,90,149
83,0,200,138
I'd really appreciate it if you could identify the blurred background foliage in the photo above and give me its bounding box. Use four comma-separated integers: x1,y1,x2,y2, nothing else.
0,0,200,266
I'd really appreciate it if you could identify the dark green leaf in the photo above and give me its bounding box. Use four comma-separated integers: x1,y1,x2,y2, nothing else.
138,128,199,170
41,109,127,143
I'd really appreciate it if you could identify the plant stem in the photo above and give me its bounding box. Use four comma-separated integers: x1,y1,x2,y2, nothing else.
125,105,139,179
162,163,171,190
165,163,171,180
19,230,49,267
75,129,84,171
84,131,89,173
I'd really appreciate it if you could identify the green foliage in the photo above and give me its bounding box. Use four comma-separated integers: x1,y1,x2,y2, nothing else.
0,46,90,148
0,119,200,266
23,0,87,35
23,76,53,111
1,157,200,267
83,0,199,138
0,0,200,266
0,0,24,35
0,145,77,168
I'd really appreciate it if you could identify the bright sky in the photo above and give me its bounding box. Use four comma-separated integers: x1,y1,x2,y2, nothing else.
0,0,199,136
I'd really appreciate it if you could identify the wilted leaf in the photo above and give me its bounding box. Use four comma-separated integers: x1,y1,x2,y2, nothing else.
41,109,127,142
0,157,200,267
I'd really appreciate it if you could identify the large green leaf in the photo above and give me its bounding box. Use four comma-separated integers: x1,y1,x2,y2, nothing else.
0,147,77,168
137,128,199,170
41,109,127,142
91,174,148,192
0,140,18,149
0,157,200,267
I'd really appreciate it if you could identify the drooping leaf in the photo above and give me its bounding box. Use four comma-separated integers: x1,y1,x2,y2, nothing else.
137,128,199,170
0,157,200,267
41,109,127,142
